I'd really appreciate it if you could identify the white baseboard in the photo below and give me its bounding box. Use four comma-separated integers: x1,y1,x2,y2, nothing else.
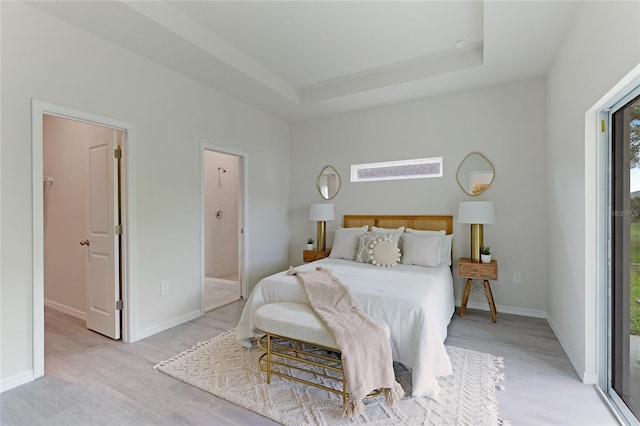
44,299,86,321
136,309,203,341
0,370,34,393
546,313,597,384
456,299,547,319
459,301,598,385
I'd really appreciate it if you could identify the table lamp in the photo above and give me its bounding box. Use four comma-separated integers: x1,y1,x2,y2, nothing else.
458,201,495,262
309,203,335,251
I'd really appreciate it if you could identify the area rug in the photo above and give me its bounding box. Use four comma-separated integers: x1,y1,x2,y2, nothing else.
154,328,507,425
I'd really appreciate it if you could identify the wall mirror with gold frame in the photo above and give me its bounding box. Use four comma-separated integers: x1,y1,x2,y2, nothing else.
456,152,495,196
317,166,341,200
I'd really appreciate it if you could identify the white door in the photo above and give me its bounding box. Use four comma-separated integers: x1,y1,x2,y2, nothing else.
83,130,121,339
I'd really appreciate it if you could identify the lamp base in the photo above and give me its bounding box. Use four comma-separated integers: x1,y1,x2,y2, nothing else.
470,224,484,262
317,221,327,251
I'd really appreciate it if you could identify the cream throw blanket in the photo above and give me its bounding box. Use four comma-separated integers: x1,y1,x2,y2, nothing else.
287,266,405,417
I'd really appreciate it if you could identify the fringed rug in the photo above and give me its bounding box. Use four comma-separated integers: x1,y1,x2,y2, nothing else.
154,328,507,425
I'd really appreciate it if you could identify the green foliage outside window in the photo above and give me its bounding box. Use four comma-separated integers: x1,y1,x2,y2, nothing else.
630,223,640,334
630,103,640,167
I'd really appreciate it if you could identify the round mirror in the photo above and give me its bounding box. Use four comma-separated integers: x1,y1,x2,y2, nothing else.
317,166,341,200
456,152,495,196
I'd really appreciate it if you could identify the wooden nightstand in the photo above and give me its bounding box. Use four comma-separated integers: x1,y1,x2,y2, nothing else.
303,249,331,262
457,258,499,323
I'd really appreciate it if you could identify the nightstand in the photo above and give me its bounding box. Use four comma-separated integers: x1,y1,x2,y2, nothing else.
457,258,498,323
303,249,331,262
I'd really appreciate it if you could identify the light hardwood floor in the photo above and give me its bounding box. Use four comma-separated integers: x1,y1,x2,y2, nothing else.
1,303,619,425
205,286,241,312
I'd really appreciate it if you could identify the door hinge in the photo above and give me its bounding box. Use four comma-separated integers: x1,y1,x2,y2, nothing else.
114,147,122,159
116,300,123,310
115,224,122,235
601,119,606,133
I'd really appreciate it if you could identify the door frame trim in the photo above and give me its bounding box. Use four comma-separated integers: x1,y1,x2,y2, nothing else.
32,100,137,378
200,143,248,313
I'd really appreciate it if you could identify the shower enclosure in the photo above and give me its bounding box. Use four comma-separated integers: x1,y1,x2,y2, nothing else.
203,150,240,310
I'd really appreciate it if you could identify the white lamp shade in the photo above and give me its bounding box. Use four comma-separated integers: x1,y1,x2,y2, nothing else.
458,201,495,224
309,203,335,221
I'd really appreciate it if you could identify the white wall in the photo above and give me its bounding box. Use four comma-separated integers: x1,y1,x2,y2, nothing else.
546,1,640,382
0,2,290,388
290,78,548,316
204,150,239,280
43,115,116,318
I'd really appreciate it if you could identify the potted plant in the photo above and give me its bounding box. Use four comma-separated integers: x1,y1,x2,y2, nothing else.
306,238,315,250
480,246,491,263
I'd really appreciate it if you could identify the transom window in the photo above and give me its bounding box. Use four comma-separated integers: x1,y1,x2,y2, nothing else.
350,157,443,182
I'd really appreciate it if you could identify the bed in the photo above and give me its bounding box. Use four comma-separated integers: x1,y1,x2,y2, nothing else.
236,215,455,398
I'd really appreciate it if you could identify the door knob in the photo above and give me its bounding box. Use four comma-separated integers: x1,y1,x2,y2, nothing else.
80,239,90,246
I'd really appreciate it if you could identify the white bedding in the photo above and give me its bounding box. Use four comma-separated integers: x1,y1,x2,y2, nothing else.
236,258,455,398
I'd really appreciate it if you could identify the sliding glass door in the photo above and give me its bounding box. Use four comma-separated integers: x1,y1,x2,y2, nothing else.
610,90,640,422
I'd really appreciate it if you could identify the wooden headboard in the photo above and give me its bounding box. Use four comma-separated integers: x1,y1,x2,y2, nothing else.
343,215,453,234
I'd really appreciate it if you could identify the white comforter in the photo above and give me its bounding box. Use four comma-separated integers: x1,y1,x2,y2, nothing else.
236,258,455,398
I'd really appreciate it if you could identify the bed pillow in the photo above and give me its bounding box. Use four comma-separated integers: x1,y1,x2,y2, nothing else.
405,228,445,236
438,234,454,265
406,228,452,265
356,233,379,262
368,238,401,267
339,225,369,232
329,226,369,260
371,226,405,245
400,233,443,268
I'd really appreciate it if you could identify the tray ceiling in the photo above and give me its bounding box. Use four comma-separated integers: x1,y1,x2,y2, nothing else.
27,1,581,121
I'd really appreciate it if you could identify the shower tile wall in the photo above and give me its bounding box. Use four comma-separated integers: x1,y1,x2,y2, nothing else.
204,151,239,281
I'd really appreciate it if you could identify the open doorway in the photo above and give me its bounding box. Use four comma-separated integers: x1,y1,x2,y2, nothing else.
43,114,123,339
201,146,246,311
32,100,135,379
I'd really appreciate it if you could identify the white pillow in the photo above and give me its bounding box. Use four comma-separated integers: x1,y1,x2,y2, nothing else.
401,233,443,268
339,225,369,231
439,234,454,266
368,238,401,267
406,228,452,265
371,226,404,245
405,228,445,235
329,226,368,260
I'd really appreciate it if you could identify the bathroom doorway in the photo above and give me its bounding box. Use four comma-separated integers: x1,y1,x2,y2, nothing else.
202,146,245,311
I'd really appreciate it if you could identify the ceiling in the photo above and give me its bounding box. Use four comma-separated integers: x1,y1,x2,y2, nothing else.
28,1,582,122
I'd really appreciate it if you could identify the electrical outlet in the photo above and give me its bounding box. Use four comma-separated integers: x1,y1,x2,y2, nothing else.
161,281,169,295
513,272,521,284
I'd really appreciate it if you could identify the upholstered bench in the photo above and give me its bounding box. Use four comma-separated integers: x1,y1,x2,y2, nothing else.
254,301,385,405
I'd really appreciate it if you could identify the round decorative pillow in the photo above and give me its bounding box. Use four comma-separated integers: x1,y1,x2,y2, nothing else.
368,238,401,267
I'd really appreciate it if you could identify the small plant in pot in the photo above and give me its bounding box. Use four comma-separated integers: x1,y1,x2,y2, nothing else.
480,246,491,263
306,238,315,250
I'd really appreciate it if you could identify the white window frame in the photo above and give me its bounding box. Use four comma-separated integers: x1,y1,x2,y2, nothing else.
350,157,443,182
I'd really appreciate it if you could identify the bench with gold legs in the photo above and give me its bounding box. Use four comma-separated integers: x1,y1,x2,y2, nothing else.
254,302,383,406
